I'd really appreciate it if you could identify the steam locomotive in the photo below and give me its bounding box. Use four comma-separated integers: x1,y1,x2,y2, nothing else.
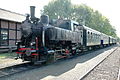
16,6,117,63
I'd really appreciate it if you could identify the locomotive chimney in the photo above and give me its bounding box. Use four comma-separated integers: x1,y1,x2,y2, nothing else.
30,6,35,21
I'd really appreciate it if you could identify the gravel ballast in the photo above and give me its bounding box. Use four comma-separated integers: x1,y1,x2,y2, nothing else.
82,47,120,80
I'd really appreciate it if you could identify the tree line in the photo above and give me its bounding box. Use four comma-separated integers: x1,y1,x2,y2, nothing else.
42,0,117,37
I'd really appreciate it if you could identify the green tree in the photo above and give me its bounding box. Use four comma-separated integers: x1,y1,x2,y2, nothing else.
43,0,72,19
43,1,117,37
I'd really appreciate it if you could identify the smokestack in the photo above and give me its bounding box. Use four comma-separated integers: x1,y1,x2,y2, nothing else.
30,6,35,20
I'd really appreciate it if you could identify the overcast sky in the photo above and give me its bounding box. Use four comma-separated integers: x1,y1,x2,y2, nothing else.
0,0,120,37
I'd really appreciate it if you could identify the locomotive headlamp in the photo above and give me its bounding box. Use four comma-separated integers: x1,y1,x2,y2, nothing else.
15,42,21,45
15,42,18,45
30,42,36,46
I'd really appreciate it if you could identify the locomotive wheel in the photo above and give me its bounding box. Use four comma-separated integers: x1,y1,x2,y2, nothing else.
46,53,57,63
30,55,39,64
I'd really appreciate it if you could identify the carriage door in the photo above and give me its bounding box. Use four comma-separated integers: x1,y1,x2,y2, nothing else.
83,29,87,46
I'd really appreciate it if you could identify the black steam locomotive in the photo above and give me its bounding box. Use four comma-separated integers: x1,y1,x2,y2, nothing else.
16,6,117,63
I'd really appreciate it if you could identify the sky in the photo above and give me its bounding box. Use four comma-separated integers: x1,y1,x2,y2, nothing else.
0,0,120,37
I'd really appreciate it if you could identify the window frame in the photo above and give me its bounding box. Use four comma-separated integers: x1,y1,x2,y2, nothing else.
0,29,9,46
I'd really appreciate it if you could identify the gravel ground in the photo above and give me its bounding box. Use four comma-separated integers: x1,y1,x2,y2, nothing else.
0,52,24,69
82,47,120,80
0,52,28,69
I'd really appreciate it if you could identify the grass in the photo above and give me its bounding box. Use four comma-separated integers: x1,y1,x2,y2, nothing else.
0,52,17,59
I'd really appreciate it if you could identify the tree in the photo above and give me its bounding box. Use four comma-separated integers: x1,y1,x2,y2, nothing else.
43,1,117,37
43,0,72,19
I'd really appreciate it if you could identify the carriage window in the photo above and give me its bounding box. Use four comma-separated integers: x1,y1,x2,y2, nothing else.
93,33,95,38
91,32,92,38
81,34,82,37
93,33,94,38
88,31,89,39
81,32,83,37
57,21,70,30
96,34,98,41
96,34,97,38
88,31,89,34
81,31,82,34
73,24,79,31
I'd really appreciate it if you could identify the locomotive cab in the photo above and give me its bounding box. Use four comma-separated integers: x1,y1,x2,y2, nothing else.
55,19,79,31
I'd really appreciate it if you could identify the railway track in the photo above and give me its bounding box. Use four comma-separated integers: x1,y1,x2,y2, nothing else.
41,46,118,80
0,62,43,78
80,47,118,80
0,45,117,79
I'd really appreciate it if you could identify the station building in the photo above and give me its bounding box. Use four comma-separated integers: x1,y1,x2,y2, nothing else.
0,8,25,51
